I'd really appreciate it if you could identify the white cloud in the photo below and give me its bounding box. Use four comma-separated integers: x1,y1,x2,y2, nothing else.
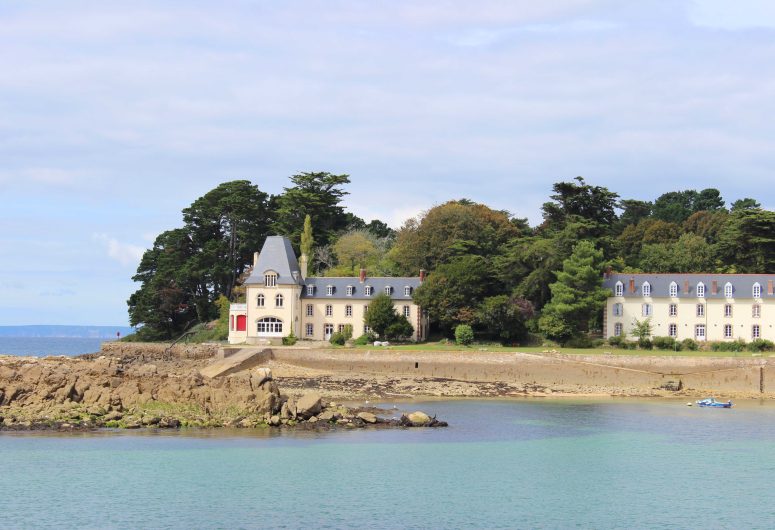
93,234,146,267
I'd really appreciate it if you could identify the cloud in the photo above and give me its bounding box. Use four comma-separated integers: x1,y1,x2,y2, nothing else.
93,234,146,267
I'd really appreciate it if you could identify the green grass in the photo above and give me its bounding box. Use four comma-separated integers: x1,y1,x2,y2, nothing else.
344,341,774,357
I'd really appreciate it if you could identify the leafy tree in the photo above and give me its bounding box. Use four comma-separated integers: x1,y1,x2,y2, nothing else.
617,199,652,230
364,292,413,339
631,318,653,345
273,172,351,249
540,177,619,235
476,295,534,343
411,255,494,332
694,188,725,212
682,210,728,244
365,219,395,239
639,233,715,273
652,190,698,223
717,209,775,272
331,230,381,274
455,324,474,345
538,241,609,343
731,198,761,212
385,318,414,340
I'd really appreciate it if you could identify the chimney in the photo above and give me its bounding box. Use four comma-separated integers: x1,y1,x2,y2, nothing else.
769,280,774,296
684,280,690,294
359,268,367,283
604,266,612,279
253,252,259,268
629,277,635,294
419,269,426,282
299,254,308,280
712,281,718,295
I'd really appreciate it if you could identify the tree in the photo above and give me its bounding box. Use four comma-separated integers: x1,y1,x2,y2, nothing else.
652,190,698,223
538,241,609,343
273,172,351,249
364,293,413,339
631,318,652,346
694,188,725,212
639,234,715,273
389,200,521,275
300,214,314,277
476,295,534,343
411,255,494,332
731,198,761,212
331,230,381,275
717,209,775,272
540,177,619,236
617,199,652,230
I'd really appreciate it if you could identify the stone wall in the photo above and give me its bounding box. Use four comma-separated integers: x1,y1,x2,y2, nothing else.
99,342,219,360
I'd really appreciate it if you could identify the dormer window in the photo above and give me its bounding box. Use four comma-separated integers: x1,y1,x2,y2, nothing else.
326,285,334,296
753,282,762,299
306,285,314,296
642,282,651,297
404,286,412,296
264,273,277,287
669,282,678,298
365,286,373,296
696,282,705,298
384,286,392,295
346,285,354,296
724,282,733,299
614,281,623,297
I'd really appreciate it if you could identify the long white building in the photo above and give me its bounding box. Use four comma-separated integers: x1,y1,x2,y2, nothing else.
603,273,775,342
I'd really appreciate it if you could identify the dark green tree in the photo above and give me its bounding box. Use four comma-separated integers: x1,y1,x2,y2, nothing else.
538,241,609,343
364,292,413,339
540,177,619,236
617,199,652,230
476,295,534,343
731,198,761,212
273,172,351,249
717,209,775,272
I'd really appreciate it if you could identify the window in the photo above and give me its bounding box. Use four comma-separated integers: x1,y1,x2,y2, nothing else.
753,304,761,318
669,304,677,317
275,294,283,307
324,324,334,338
753,282,762,299
365,286,373,296
697,282,705,298
363,305,368,314
614,281,623,297
724,324,733,339
696,304,704,317
364,325,372,334
642,281,651,297
695,324,706,340
613,303,623,316
404,286,412,296
306,285,314,296
306,304,313,317
257,294,265,307
338,324,346,333
326,285,334,296
669,281,678,298
724,282,733,299
642,303,652,317
257,317,282,335
384,286,392,295
724,304,733,317
345,305,353,317
264,273,277,287
325,305,333,317
346,285,354,296
230,315,234,331
753,324,761,339
403,305,410,318
669,323,677,338
614,323,623,337
305,323,314,337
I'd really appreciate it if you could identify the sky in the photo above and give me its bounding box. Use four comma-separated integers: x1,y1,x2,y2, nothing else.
2,0,775,326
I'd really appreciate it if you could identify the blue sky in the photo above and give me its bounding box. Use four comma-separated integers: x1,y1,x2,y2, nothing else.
2,0,775,326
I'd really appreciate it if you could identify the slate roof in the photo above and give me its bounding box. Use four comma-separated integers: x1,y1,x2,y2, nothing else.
301,277,420,301
244,236,302,285
603,273,775,299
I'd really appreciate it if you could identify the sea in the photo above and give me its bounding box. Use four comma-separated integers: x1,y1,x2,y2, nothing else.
0,336,109,357
2,340,775,528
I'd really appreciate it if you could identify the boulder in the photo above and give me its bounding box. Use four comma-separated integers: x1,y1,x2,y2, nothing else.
269,415,281,426
251,367,272,389
407,411,431,426
317,410,338,422
357,412,377,424
295,392,323,419
307,416,318,423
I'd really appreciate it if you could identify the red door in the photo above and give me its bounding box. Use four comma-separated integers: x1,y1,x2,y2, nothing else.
236,315,247,331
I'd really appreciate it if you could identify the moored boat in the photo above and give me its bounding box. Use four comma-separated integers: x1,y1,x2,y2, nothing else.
696,397,733,408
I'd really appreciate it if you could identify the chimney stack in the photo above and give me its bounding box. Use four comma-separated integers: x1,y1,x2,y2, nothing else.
359,268,367,283
629,277,635,293
419,269,426,282
712,281,718,295
253,252,259,268
604,266,612,279
684,280,690,294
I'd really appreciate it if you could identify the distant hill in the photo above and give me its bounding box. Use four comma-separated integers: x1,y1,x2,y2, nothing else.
0,325,134,338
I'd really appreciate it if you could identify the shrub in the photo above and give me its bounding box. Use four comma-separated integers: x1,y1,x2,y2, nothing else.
565,336,594,348
454,324,474,346
607,335,626,348
341,324,354,341
623,341,638,350
386,319,414,340
329,332,346,346
710,340,746,352
638,338,653,350
282,332,297,346
749,338,775,352
652,336,677,351
353,332,377,346
681,338,699,351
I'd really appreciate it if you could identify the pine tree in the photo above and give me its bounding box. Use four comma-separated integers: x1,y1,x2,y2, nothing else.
538,240,609,343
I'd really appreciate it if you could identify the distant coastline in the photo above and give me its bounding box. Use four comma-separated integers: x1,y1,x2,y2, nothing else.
0,325,133,339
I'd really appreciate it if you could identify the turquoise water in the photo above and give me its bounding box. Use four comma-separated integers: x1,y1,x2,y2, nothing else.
2,400,774,529
0,337,109,356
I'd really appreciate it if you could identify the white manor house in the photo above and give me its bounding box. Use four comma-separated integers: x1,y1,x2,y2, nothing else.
603,272,775,342
228,236,429,344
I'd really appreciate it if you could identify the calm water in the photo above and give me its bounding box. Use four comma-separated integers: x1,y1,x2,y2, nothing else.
2,399,774,529
0,337,110,356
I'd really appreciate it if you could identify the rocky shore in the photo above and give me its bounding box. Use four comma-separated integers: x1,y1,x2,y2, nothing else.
0,353,446,432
